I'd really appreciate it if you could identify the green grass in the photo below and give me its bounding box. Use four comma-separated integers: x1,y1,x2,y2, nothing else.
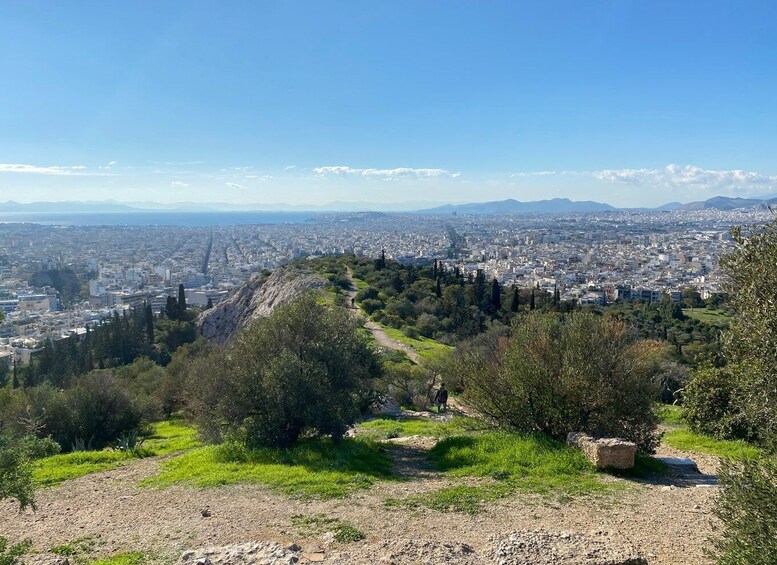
381,326,453,362
291,513,366,543
33,420,200,487
387,482,513,515
356,415,487,440
387,432,611,514
143,420,202,454
663,429,760,459
33,448,152,487
143,437,394,499
88,553,146,565
656,404,685,427
682,308,732,326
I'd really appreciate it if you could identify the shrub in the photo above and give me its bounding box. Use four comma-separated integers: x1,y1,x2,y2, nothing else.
684,365,752,441
0,435,60,510
712,456,777,565
458,312,660,452
186,295,381,448
360,298,384,315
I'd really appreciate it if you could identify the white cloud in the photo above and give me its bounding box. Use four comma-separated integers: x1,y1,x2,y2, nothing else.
0,163,93,176
510,170,558,178
225,182,247,190
170,181,189,189
283,165,297,171
593,164,777,194
313,165,461,179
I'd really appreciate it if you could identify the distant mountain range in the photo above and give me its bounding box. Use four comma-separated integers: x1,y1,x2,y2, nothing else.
419,198,616,214
1,194,776,216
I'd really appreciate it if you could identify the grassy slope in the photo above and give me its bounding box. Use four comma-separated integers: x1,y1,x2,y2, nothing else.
356,415,487,440
380,325,453,362
682,308,732,326
663,429,760,459
33,420,200,487
142,438,394,499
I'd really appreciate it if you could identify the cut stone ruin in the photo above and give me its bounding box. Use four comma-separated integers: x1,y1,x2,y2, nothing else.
567,432,636,470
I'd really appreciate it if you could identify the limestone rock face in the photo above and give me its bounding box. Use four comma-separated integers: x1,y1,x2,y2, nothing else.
197,266,327,344
567,432,636,470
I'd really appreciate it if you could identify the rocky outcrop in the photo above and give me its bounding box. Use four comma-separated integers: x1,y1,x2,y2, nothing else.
197,266,328,344
567,432,636,470
490,530,647,564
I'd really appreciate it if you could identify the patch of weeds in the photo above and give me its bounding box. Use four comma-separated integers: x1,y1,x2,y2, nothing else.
663,429,760,460
291,514,365,543
387,482,512,515
143,420,201,455
656,404,685,427
430,432,608,495
34,420,201,487
143,437,394,499
88,552,146,565
356,416,487,441
0,537,32,565
50,535,98,557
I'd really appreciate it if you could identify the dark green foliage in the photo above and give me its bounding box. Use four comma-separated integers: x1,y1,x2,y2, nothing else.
456,312,661,452
177,284,187,314
186,295,381,448
0,435,59,510
684,365,752,440
712,456,777,565
29,267,83,305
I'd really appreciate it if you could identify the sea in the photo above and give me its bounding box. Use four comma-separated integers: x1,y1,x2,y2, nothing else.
0,211,321,227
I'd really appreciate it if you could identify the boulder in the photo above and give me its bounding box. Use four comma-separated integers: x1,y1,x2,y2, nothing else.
567,432,636,470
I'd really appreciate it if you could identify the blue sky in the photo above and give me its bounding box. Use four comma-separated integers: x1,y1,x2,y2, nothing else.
1,1,776,207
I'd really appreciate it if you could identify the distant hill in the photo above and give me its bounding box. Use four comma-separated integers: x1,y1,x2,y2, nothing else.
419,198,616,214
679,195,777,211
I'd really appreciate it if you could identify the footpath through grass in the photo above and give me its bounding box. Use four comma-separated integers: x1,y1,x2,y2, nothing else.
387,432,610,514
143,437,394,499
33,419,201,487
663,429,760,459
356,415,487,440
380,326,453,362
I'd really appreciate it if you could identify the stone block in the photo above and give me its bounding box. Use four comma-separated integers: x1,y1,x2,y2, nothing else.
567,432,636,470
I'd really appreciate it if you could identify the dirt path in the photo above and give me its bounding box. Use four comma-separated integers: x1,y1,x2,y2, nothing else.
3,440,720,565
344,268,422,364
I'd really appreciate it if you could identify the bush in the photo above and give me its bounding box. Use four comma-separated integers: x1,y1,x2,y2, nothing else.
684,365,752,441
712,456,777,565
0,435,60,510
46,372,144,450
186,295,381,448
360,298,384,315
458,312,660,452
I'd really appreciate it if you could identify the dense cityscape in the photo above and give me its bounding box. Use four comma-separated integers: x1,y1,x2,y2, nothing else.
0,207,768,371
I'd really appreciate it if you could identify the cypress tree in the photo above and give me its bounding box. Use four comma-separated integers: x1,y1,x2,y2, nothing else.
145,303,154,343
491,278,501,311
530,289,536,310
12,363,19,389
511,286,520,313
436,278,442,298
166,295,177,320
178,284,187,314
206,296,214,309
433,259,438,280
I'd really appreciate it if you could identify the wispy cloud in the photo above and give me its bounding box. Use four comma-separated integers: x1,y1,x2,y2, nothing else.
148,160,205,166
593,164,777,194
170,181,189,189
0,163,95,176
283,165,297,171
314,165,461,179
225,182,247,190
510,170,559,178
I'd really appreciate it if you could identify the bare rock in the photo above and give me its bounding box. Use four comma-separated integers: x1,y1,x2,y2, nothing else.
197,265,328,344
567,433,636,470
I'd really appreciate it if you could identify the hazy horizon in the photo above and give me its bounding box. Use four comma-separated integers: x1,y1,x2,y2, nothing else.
3,2,777,207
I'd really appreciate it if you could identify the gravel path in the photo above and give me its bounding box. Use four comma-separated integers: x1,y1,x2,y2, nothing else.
2,438,720,565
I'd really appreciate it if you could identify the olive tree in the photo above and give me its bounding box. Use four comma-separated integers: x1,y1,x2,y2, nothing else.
458,311,660,452
186,294,380,448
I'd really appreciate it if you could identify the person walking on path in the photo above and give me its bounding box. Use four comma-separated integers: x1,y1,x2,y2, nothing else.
434,383,449,413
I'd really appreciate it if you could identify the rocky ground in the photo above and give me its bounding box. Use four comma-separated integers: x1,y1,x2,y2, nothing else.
3,431,720,565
